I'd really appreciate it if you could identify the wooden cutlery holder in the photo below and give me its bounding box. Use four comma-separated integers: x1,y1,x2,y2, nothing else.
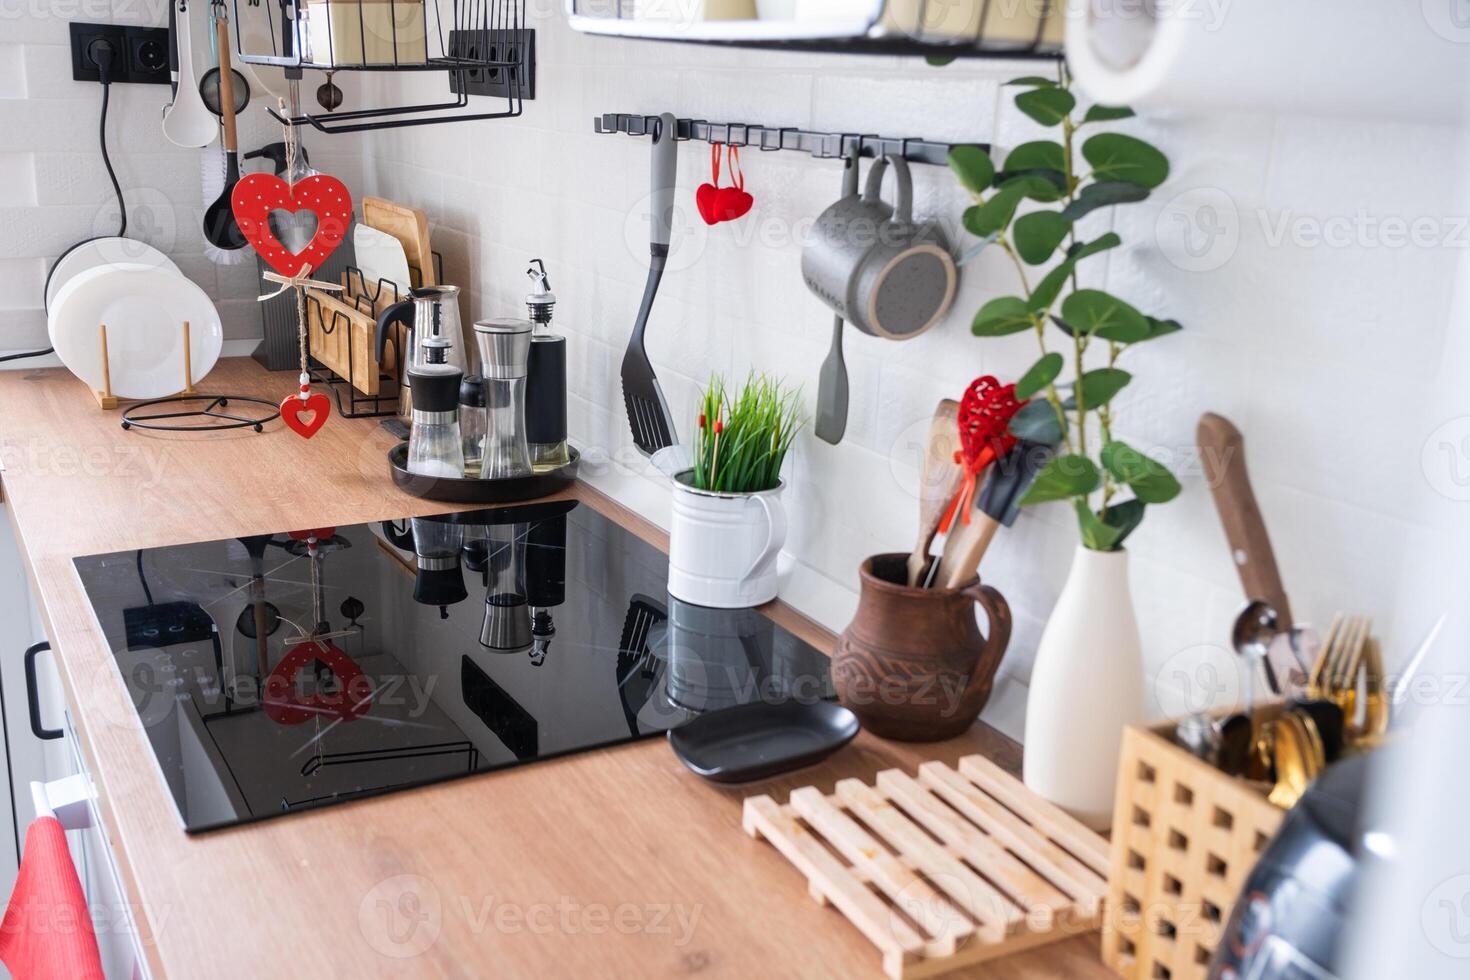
1101,711,1285,980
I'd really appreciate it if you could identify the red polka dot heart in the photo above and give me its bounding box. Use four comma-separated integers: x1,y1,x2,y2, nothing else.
231,173,352,276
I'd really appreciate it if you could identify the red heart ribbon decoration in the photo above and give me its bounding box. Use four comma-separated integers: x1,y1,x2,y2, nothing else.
280,389,331,439
938,376,1027,533
696,144,724,226
715,145,754,222
263,639,370,725
231,172,352,276
287,527,337,542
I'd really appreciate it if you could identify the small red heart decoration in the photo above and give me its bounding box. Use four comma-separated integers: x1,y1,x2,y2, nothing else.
231,173,352,276
696,183,722,226
958,375,1023,464
714,186,753,223
938,376,1027,534
280,391,330,439
263,640,369,725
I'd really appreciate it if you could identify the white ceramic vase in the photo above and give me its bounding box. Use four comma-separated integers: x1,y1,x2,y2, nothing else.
667,473,787,609
1023,545,1145,830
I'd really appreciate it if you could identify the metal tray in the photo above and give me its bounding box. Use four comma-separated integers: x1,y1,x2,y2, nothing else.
387,443,579,503
668,701,860,784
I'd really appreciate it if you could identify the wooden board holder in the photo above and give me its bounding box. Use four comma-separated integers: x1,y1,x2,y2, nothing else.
91,322,196,410
1101,712,1286,980
743,754,1111,980
305,284,400,398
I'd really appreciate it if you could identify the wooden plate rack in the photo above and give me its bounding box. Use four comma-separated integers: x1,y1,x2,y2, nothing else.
743,754,1110,980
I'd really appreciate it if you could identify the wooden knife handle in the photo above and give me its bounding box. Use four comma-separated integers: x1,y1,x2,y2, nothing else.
1197,413,1292,625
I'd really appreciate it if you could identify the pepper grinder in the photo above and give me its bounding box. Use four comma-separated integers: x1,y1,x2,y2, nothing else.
472,318,533,480
524,260,569,470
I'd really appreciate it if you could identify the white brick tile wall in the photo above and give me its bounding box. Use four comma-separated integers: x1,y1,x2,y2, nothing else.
353,11,1466,713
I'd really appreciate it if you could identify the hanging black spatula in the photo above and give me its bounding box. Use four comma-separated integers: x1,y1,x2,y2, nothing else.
616,594,668,736
621,113,680,457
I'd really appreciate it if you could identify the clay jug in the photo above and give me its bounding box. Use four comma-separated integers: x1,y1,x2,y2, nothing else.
833,553,1011,741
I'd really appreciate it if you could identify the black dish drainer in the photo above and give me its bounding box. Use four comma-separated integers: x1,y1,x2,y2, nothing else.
230,0,531,132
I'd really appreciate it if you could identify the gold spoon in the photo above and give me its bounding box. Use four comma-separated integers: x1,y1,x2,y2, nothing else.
1268,714,1312,809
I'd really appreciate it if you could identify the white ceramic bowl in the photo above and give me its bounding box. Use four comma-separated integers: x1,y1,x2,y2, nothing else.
48,264,223,400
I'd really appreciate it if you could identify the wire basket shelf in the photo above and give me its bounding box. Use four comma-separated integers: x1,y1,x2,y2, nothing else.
230,0,531,132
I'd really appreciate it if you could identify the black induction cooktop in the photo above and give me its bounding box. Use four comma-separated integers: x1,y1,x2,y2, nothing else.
73,500,832,832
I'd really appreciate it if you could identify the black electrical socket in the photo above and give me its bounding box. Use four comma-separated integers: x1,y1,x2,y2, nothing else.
70,22,171,85
126,26,171,82
447,29,536,101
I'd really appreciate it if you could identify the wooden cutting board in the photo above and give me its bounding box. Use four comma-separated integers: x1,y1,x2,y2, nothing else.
361,196,435,288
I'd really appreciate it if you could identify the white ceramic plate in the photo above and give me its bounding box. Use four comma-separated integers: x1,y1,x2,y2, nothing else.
49,264,223,400
45,237,179,310
353,224,412,295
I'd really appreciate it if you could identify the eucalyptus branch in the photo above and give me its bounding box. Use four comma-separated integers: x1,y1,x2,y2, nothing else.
943,64,1184,549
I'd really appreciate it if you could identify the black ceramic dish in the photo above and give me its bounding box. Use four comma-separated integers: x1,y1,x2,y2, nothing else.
668,701,860,784
388,443,579,503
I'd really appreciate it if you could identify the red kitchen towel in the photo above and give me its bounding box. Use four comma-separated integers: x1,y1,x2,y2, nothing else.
0,816,105,980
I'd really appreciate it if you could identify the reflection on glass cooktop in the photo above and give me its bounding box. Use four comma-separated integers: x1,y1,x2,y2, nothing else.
73,501,833,832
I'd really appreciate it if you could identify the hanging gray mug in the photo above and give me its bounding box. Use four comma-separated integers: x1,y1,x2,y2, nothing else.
801,154,958,341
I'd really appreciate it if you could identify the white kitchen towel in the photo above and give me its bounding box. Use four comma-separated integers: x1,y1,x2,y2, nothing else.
1065,0,1469,124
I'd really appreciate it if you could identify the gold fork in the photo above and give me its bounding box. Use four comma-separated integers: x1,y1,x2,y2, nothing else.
1308,613,1344,695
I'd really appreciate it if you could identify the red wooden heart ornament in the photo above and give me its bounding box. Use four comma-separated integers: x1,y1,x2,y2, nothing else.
231,172,352,276
263,639,370,726
280,391,331,439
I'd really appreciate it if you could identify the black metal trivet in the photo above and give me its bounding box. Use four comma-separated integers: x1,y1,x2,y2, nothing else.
120,394,280,434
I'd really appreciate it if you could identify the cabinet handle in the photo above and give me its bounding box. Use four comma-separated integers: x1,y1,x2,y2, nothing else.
23,642,62,741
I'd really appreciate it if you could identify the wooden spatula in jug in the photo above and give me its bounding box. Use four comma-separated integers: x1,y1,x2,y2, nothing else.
905,399,962,586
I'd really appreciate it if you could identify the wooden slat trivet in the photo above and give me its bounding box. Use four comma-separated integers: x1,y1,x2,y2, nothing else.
743,754,1110,980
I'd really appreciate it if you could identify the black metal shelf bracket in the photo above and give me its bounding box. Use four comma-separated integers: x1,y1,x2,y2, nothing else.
593,113,986,166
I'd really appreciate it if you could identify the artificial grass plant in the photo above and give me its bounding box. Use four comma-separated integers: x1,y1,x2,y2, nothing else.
689,373,803,494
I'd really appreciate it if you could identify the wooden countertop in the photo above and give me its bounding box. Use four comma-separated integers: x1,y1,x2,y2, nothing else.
0,358,1112,979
